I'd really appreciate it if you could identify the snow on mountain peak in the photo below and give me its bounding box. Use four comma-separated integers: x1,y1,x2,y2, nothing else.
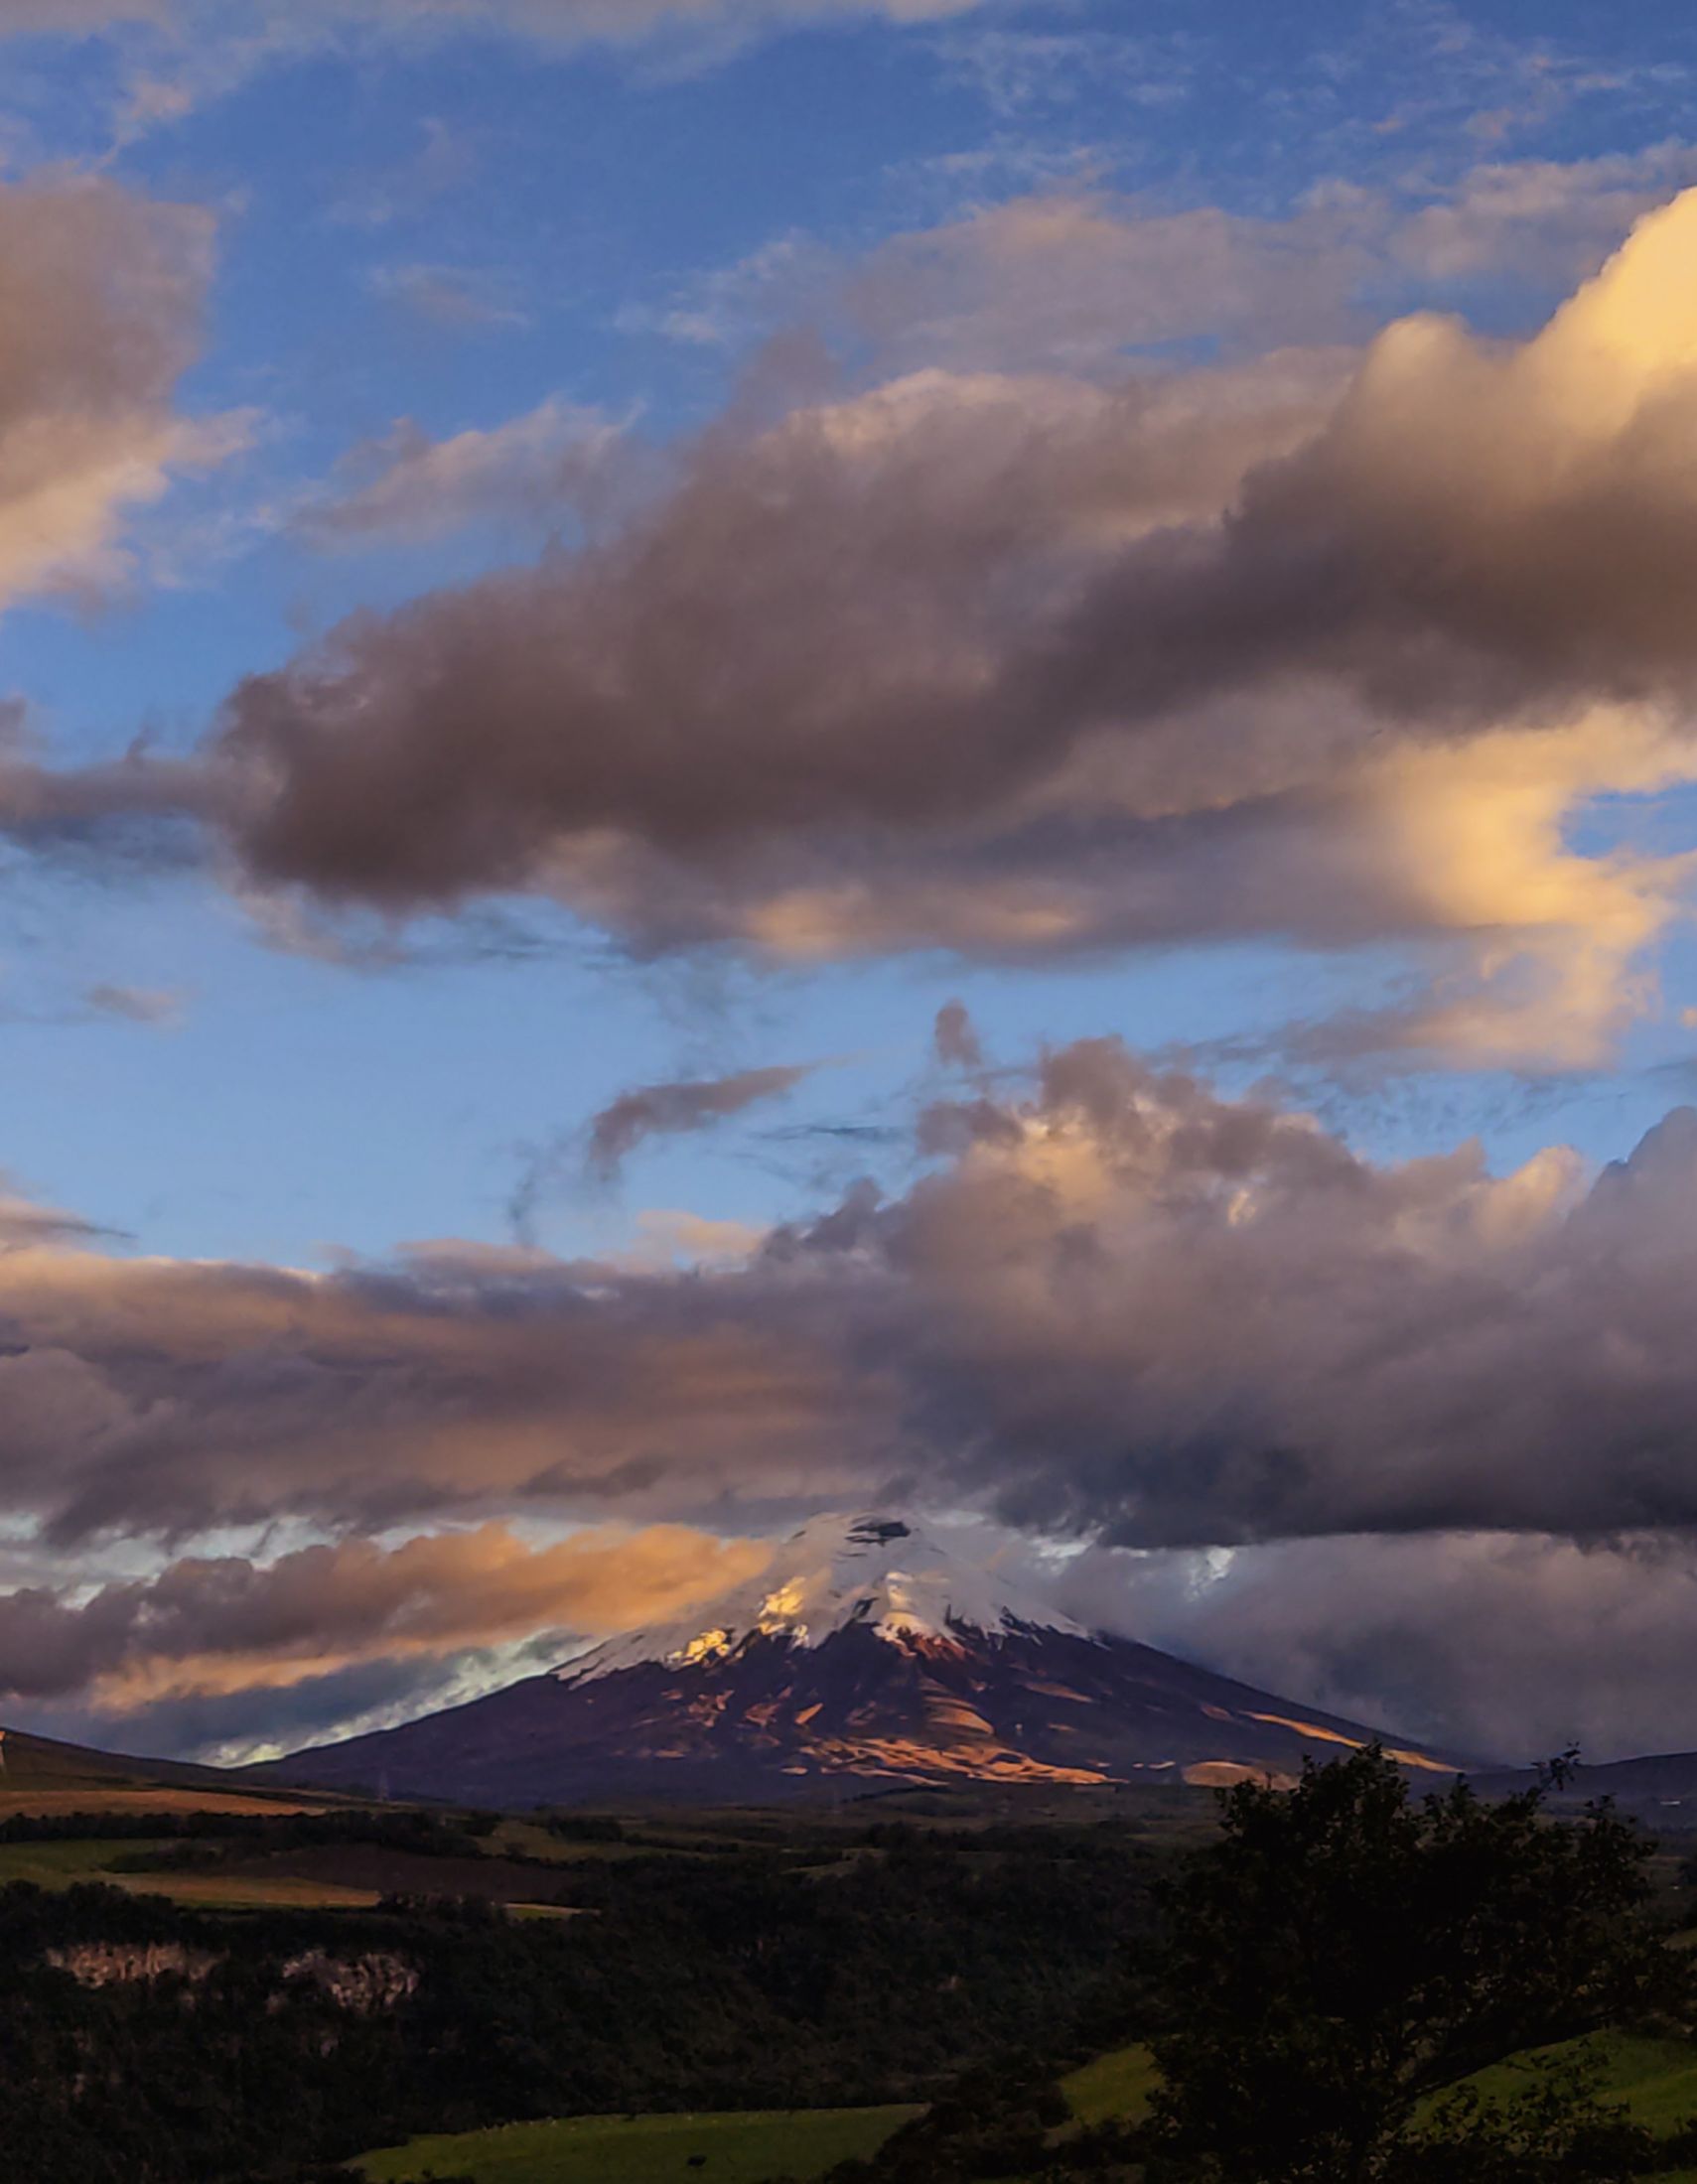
557,1512,1087,1685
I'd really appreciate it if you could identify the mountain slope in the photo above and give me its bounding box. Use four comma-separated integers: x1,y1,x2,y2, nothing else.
271,1514,1474,1805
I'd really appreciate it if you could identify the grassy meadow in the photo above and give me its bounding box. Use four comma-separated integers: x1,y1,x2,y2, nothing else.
357,2105,923,2184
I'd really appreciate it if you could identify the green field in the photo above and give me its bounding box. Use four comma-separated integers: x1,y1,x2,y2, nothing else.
1436,2029,1697,2180
0,1837,382,1910
1057,2030,1697,2180
0,1838,170,1887
358,2105,921,2184
1060,2041,1157,2126
1447,2029,1697,2136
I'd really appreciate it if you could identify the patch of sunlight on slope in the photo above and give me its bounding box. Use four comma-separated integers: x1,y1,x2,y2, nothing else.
1061,2042,1158,2126
357,2104,921,2184
1428,2030,1697,2135
1059,2030,1697,2178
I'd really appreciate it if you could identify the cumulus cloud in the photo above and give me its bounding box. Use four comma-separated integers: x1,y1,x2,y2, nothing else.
207,355,1340,930
139,191,1694,1065
10,1040,1697,1554
0,1520,770,1709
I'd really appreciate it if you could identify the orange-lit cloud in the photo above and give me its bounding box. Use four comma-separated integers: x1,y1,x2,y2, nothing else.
0,1522,772,1711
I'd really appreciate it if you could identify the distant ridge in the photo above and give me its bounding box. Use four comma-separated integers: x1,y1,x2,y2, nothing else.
1473,1750,1697,1820
268,1513,1475,1806
0,1721,336,1817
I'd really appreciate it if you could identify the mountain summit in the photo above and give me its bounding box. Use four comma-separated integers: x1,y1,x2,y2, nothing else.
564,1513,1087,1686
274,1513,1469,1805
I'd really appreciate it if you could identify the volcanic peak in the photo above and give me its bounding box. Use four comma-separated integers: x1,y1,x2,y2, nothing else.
557,1511,1088,1685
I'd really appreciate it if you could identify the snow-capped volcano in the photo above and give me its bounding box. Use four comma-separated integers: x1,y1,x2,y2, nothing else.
563,1513,1087,1685
272,1512,1474,1806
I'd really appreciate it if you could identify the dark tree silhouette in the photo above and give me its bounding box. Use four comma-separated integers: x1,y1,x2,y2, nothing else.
1148,1745,1677,2182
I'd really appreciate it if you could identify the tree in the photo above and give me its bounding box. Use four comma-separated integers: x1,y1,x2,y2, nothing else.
1147,1745,1676,2182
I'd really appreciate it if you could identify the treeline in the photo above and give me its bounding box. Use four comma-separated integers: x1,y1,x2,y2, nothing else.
0,1820,1162,2183
0,1806,498,1854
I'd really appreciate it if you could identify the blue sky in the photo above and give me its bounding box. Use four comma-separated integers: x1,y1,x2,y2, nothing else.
9,0,1697,1763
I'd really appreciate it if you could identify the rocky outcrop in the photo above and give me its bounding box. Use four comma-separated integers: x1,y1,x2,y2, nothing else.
47,1941,217,1988
280,1950,418,2013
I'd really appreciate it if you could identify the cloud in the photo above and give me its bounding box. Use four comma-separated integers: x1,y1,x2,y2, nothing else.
82,982,187,1027
0,175,223,614
0,0,1001,149
843,191,1375,375
329,115,475,229
0,0,989,27
366,260,531,329
507,1061,815,1238
932,1000,981,1070
1056,1531,1697,1769
12,1040,1697,1554
137,190,1694,1066
297,397,629,546
635,155,1697,382
586,1062,815,1179
0,1520,770,1710
9,180,1697,1065
205,354,1339,928
0,1176,121,1252
930,27,1193,121
0,708,211,869
1391,144,1697,284
0,0,992,57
